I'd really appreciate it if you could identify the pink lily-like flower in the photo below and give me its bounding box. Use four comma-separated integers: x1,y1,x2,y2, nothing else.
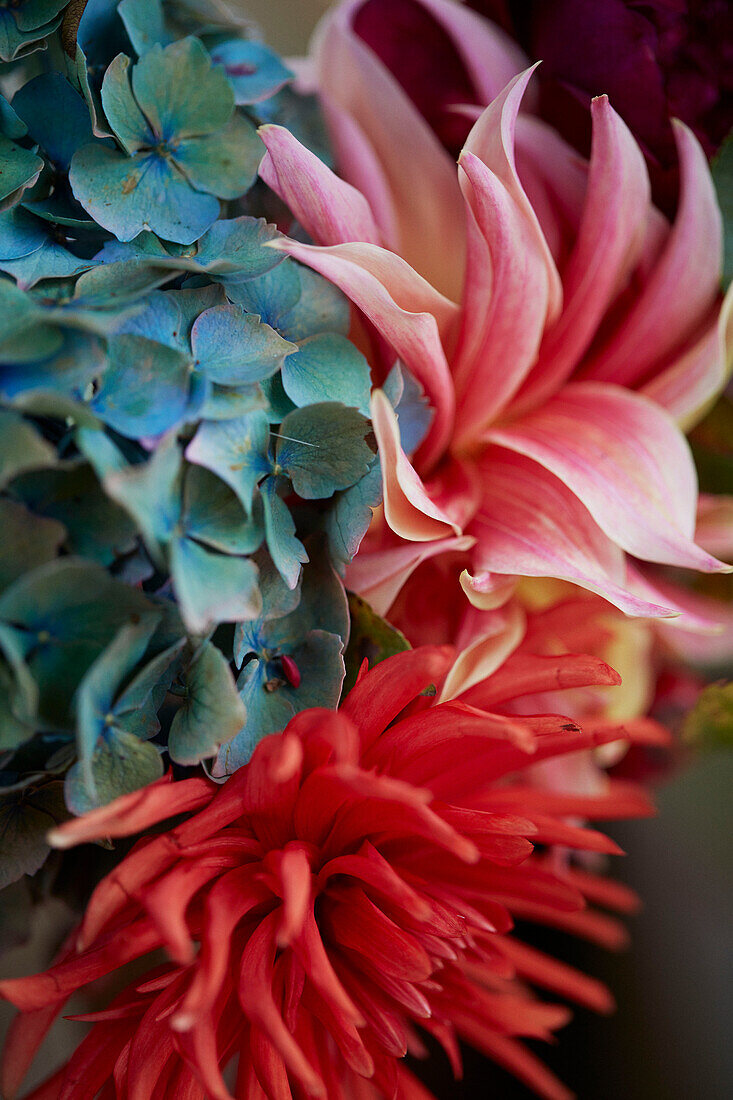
259,0,732,642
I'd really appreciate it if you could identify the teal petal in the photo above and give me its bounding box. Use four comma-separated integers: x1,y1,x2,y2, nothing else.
131,38,233,141
168,640,246,765
170,535,261,635
70,143,220,245
210,40,292,105
185,411,271,514
261,479,308,590
191,303,296,386
65,730,164,814
281,333,371,415
277,403,374,499
0,499,65,594
174,113,261,200
91,333,194,439
182,465,264,555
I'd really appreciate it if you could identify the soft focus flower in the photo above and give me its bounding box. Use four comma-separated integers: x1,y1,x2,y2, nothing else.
352,0,733,208
259,6,732,663
0,647,667,1100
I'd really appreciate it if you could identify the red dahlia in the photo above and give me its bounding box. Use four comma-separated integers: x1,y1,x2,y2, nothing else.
0,647,666,1100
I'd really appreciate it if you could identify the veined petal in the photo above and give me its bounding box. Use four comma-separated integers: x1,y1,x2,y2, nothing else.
511,96,651,415
453,150,550,441
581,121,723,387
468,450,682,618
488,382,731,573
258,124,382,245
312,0,466,299
463,68,563,323
276,239,456,467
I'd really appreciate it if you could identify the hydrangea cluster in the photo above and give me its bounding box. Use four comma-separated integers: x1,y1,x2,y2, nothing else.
0,0,394,888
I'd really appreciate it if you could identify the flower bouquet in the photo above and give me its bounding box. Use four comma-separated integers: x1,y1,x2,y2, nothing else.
0,1,730,1098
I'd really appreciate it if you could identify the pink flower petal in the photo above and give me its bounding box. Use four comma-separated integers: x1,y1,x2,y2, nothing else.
488,382,730,573
439,601,526,701
346,534,475,616
313,0,466,299
510,96,651,415
276,239,457,468
467,449,681,618
581,121,723,387
258,124,381,245
371,389,461,542
463,68,563,323
642,285,733,430
453,150,550,442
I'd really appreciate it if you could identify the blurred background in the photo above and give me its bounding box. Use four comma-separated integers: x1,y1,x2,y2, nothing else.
1,3,731,1098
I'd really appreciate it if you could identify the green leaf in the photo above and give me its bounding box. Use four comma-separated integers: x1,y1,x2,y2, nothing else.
276,403,375,499
343,592,410,694
683,681,733,749
0,782,68,889
689,395,733,496
104,433,183,562
168,641,246,765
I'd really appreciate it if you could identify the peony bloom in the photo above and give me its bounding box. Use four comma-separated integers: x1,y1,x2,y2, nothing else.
258,0,732,671
352,0,733,208
1,648,667,1100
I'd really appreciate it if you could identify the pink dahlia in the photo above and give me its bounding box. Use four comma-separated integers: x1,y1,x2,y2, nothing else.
1,648,665,1100
258,0,732,651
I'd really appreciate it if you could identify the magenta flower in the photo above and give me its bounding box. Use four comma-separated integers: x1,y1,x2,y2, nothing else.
258,3,732,646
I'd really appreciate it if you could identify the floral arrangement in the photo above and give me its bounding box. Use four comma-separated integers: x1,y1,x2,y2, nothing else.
0,1,730,1098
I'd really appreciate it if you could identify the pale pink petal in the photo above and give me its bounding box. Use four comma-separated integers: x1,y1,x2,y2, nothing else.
467,450,681,618
371,389,460,541
463,68,563,322
275,239,456,467
258,124,381,245
642,284,733,430
581,121,723,387
510,97,651,415
439,601,526,701
312,0,466,299
346,534,476,616
488,382,731,573
452,150,550,442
